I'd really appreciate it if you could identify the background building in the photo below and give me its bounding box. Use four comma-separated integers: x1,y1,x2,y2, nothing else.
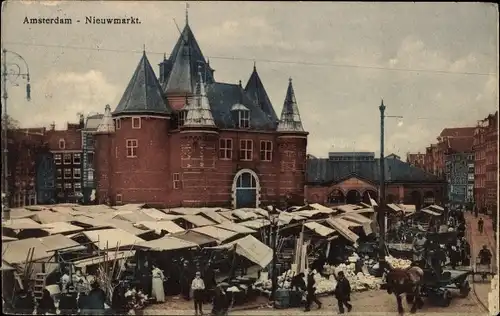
94,17,308,208
406,152,426,169
45,120,84,203
474,111,498,213
81,113,104,204
305,152,446,210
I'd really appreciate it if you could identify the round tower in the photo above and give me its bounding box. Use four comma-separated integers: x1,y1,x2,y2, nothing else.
276,78,309,205
109,51,173,205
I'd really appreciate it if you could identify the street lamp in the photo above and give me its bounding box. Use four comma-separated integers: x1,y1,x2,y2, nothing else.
2,48,32,216
378,99,403,272
269,213,280,304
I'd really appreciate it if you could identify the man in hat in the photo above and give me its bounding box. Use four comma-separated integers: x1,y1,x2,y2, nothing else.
304,270,322,312
334,271,352,314
191,271,205,316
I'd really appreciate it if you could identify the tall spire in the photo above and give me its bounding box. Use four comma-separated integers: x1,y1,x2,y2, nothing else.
244,64,278,122
96,104,115,134
183,70,216,128
185,2,189,25
277,77,304,132
164,35,193,94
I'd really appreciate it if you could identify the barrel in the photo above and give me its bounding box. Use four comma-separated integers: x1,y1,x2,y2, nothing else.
274,289,290,309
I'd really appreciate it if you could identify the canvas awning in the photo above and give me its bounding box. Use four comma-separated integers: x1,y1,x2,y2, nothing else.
308,203,334,212
173,231,218,246
239,219,271,229
31,210,75,224
335,218,363,228
397,204,416,213
341,213,373,235
134,221,185,234
167,208,204,216
1,260,16,271
191,226,238,243
326,218,359,244
232,209,261,221
215,222,256,234
112,211,156,223
387,204,403,212
137,236,198,251
139,208,178,220
39,234,86,252
201,211,229,224
206,235,273,268
80,228,145,250
304,222,336,237
180,215,216,227
41,222,84,235
2,218,44,230
9,208,35,219
218,211,236,221
421,208,441,216
112,204,145,212
293,210,324,218
2,238,51,264
72,250,136,268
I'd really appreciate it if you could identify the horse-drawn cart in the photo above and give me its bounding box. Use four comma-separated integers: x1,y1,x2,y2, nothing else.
419,269,472,307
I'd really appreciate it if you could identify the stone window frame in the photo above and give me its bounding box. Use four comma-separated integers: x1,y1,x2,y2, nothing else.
74,182,82,191
64,182,72,189
126,139,138,158
132,117,142,129
59,139,66,150
259,140,273,162
73,153,81,165
54,154,62,165
56,169,62,179
73,168,81,179
239,139,253,161
115,118,121,130
178,110,188,127
116,194,123,204
238,110,250,129
56,183,62,189
172,173,181,189
63,153,72,165
219,138,233,160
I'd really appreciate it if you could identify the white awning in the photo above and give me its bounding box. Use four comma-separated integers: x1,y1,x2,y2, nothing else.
191,226,238,243
80,228,145,250
215,222,256,234
421,208,441,216
137,236,198,251
2,218,44,230
304,222,336,237
326,218,359,244
134,221,184,234
72,250,136,268
181,215,216,227
206,235,272,268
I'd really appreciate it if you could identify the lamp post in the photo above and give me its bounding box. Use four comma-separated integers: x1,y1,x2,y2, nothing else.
1,48,31,217
270,213,279,304
378,99,403,272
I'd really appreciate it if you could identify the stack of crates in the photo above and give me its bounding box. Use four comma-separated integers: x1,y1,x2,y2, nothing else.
33,273,46,300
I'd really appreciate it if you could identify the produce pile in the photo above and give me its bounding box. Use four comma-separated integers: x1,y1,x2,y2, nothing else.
385,256,412,269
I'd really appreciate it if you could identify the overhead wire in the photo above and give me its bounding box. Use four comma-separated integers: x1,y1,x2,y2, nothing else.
2,41,497,77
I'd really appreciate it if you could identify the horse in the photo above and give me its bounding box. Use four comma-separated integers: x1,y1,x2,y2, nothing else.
385,265,425,315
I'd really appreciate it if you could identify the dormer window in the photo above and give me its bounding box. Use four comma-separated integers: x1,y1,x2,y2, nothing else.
59,139,65,149
231,104,250,129
132,117,141,129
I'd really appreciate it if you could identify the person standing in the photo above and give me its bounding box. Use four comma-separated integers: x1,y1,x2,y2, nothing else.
212,285,228,316
151,264,166,303
191,271,205,316
82,281,106,316
412,233,426,267
478,218,484,234
304,270,322,312
334,271,352,314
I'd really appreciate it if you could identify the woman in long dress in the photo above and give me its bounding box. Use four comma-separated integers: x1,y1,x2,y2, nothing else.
151,265,166,303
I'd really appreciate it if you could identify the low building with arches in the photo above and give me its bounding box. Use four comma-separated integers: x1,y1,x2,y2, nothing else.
93,16,308,208
305,152,446,210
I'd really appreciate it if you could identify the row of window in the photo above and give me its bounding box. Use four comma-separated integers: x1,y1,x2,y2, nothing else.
123,138,276,161
177,109,251,129
56,168,81,179
55,153,81,165
115,117,141,130
55,182,82,190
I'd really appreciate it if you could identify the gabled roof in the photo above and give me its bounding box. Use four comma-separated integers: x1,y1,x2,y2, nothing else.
244,64,278,123
163,23,213,94
96,105,115,134
277,78,305,132
206,82,276,130
447,137,473,153
183,71,216,128
439,127,474,138
113,52,172,116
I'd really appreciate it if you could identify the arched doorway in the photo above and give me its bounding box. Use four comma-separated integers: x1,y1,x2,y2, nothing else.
423,191,435,206
386,194,397,204
346,190,361,204
362,190,378,205
411,190,422,210
232,169,260,208
328,189,345,205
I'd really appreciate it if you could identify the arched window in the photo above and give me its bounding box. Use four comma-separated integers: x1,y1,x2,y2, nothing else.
58,139,65,150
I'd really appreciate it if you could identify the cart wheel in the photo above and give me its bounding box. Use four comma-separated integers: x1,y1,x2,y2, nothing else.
459,281,470,297
441,289,452,307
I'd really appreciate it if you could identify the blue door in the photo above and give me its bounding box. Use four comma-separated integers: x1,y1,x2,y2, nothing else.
235,172,257,208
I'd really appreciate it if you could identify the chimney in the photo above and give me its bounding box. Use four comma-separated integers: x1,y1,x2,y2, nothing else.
50,122,55,131
79,113,85,128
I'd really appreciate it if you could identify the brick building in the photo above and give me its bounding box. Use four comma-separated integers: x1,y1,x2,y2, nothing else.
305,152,446,210
45,121,84,203
473,111,498,212
94,18,308,208
82,113,104,203
7,128,49,207
406,152,426,169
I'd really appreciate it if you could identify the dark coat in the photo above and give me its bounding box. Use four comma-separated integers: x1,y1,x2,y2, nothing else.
307,274,316,293
334,278,351,300
83,288,106,310
290,274,306,291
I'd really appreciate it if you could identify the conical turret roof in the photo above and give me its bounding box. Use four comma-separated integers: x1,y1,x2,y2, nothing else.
96,104,115,134
277,78,305,132
245,64,278,122
183,71,216,128
113,52,172,116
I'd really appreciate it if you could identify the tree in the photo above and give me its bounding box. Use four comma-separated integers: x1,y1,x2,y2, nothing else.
1,115,20,130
